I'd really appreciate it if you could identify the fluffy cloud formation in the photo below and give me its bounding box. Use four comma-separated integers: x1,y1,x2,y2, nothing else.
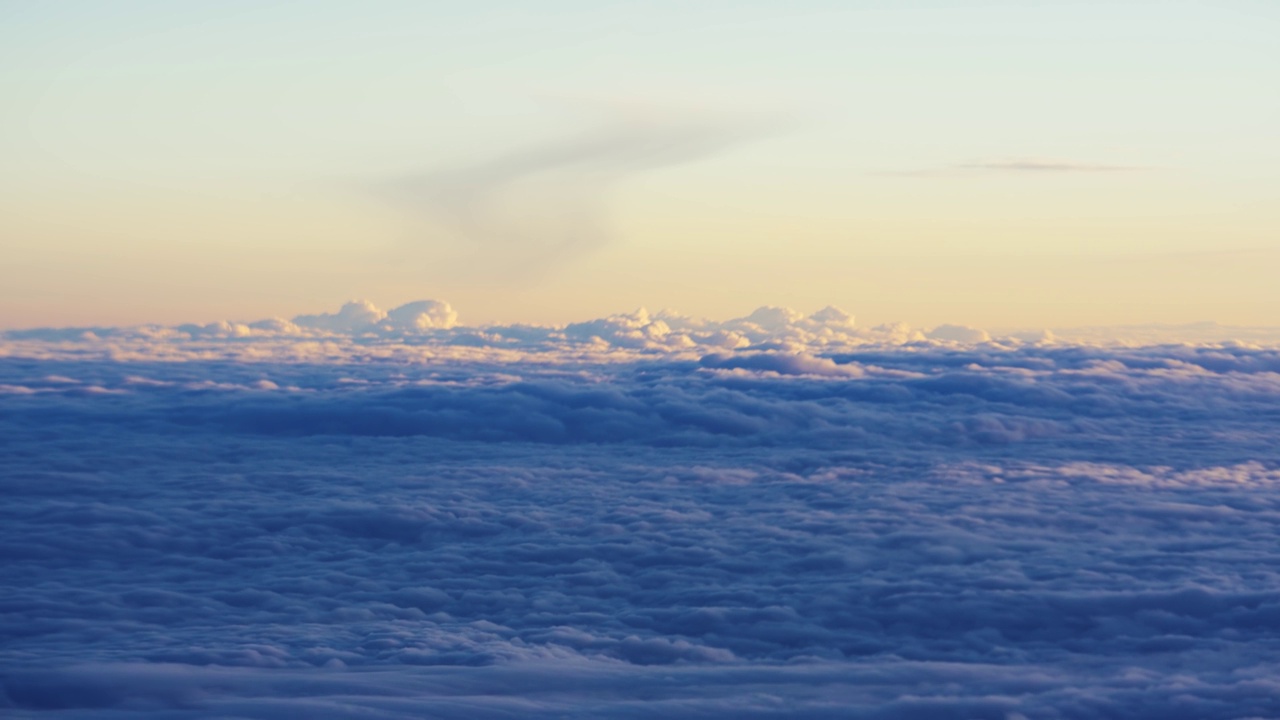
3,307,1280,717
0,300,898,364
924,323,991,343
7,300,1280,362
293,299,459,334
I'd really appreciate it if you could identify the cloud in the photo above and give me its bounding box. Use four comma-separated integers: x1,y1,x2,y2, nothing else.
880,158,1149,177
12,299,1280,362
385,300,459,332
3,327,1280,716
293,299,387,333
925,324,991,343
9,658,1279,718
699,351,863,377
292,299,459,334
1,300,885,362
956,158,1146,173
379,107,777,277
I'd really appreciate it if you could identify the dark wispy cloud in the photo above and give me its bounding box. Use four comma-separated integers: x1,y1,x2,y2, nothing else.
379,108,777,278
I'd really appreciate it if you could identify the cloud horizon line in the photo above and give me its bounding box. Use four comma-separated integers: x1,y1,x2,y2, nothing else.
5,299,1280,357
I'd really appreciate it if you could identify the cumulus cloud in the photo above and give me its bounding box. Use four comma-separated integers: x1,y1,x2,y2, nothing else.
292,299,459,335
2,300,879,363
9,300,1280,362
293,299,387,333
4,306,1280,717
925,323,991,343
385,300,459,331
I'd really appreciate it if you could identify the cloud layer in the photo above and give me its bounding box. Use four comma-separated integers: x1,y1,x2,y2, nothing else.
3,303,1280,717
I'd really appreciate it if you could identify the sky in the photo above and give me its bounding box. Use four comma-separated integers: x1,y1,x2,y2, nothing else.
2,0,1278,330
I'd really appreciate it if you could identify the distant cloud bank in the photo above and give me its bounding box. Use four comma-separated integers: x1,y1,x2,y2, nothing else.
5,299,1278,365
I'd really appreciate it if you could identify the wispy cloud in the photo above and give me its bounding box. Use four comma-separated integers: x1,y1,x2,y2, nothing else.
378,105,778,279
878,157,1150,177
956,158,1146,173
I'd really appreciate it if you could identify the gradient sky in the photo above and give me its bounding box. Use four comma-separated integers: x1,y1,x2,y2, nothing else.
2,0,1277,330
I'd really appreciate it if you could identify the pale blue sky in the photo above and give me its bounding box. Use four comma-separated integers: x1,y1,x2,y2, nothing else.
2,0,1277,328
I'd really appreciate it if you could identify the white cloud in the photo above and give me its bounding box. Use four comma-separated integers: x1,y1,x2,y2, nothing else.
385,300,459,331
11,301,1280,365
293,299,386,333
925,324,991,344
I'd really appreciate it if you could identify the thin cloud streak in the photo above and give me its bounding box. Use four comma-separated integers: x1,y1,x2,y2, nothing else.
876,157,1152,177
957,158,1148,172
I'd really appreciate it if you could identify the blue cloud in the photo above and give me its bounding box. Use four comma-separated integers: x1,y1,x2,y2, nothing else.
3,316,1280,717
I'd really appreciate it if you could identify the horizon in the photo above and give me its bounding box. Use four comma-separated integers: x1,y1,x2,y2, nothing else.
4,296,1279,348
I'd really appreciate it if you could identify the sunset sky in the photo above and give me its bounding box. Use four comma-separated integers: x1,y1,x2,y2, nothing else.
3,0,1277,329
